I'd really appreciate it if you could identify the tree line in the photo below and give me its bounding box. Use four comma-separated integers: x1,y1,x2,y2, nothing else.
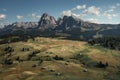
88,36,120,50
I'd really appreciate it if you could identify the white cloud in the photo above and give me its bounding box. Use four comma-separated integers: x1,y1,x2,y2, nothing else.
61,10,72,16
0,14,6,20
72,5,86,10
71,13,81,18
61,4,87,17
16,15,24,19
36,15,41,19
105,9,114,13
105,3,120,13
105,6,116,13
87,18,100,23
61,10,81,18
32,13,36,17
31,13,41,19
103,5,118,20
116,3,120,6
103,13,118,19
61,5,101,18
83,6,101,16
60,4,119,24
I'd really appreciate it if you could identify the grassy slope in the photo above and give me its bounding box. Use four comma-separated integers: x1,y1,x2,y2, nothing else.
0,37,120,80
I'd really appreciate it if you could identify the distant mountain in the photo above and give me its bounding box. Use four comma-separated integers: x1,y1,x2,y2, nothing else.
4,22,38,29
0,22,38,36
0,13,120,40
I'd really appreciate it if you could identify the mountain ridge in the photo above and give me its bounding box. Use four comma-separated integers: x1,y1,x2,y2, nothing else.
0,13,120,40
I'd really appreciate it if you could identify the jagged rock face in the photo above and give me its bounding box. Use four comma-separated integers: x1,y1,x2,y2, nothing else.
57,18,63,26
38,13,56,30
62,16,83,27
56,16,84,31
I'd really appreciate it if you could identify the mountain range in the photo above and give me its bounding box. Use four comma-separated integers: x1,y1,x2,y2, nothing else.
0,13,120,40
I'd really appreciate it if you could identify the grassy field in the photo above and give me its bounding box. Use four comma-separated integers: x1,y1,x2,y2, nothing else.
0,37,120,80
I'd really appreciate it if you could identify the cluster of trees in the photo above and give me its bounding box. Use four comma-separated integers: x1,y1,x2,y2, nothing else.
88,37,120,50
53,55,64,60
4,46,14,53
4,59,13,65
3,46,14,57
0,35,34,44
27,50,40,60
96,61,108,68
21,48,29,51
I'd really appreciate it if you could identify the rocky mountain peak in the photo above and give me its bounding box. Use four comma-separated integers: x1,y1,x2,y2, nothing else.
56,15,84,31
41,13,50,20
38,13,56,30
57,17,63,26
63,15,83,22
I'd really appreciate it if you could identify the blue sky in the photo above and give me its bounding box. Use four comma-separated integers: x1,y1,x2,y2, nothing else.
0,0,120,27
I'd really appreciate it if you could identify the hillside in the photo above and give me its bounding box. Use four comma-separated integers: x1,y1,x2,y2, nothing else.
0,37,120,80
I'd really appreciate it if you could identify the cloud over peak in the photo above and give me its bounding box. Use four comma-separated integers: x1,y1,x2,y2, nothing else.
61,10,72,16
16,15,24,19
31,13,41,19
83,6,101,16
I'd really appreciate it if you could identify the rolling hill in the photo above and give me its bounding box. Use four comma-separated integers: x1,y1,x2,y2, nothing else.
0,37,120,80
